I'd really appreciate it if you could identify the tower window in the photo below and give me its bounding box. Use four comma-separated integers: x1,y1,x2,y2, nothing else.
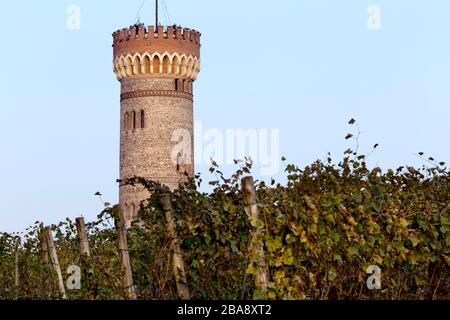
182,80,186,92
132,111,136,129
140,110,145,129
124,112,130,130
175,79,179,91
176,152,182,172
131,203,136,219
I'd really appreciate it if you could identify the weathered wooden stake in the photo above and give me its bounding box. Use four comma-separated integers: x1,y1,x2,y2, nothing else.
242,176,268,299
75,217,91,256
38,225,51,298
14,238,20,287
160,193,190,300
44,226,67,299
114,206,137,300
39,225,50,265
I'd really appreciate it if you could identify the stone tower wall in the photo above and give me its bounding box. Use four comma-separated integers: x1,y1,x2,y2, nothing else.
112,25,201,223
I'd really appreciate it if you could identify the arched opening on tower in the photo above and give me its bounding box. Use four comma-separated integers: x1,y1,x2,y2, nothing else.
124,112,130,130
180,57,188,76
134,56,142,75
187,81,192,94
125,57,133,76
162,55,170,74
131,203,136,220
153,56,161,74
140,110,145,129
194,59,200,76
176,152,182,172
119,58,126,78
171,55,180,75
143,55,151,74
132,111,136,129
186,57,194,78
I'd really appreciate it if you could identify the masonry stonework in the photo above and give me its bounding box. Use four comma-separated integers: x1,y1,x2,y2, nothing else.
112,25,201,223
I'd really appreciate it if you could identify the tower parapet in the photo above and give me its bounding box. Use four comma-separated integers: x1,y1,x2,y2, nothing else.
113,26,201,81
113,26,201,57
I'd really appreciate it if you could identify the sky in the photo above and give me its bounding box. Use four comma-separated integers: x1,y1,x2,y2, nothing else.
1,0,449,232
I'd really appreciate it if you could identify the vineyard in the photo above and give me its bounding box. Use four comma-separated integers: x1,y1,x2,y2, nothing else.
1,150,449,300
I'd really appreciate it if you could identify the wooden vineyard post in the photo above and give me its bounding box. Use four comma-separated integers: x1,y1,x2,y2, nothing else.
242,176,268,299
75,217,91,257
39,225,50,265
44,226,67,299
160,193,190,300
14,238,20,288
39,225,51,298
114,206,137,300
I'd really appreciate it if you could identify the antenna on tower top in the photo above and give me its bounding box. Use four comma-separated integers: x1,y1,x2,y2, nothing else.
155,0,159,28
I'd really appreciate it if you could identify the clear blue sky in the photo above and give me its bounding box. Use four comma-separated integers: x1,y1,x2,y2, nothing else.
1,0,449,232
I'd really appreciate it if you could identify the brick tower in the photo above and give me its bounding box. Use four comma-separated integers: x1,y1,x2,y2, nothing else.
112,23,201,223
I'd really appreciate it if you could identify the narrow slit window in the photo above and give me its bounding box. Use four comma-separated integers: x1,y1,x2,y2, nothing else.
175,79,179,91
176,152,181,172
132,111,136,129
124,112,130,129
140,110,145,129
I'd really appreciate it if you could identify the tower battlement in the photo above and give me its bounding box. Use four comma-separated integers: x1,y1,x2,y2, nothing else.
113,25,201,59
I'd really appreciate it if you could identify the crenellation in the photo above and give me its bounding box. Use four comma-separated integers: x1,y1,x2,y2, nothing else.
121,28,129,40
138,25,146,38
113,25,201,58
130,27,137,39
175,27,183,39
157,25,164,37
112,25,203,43
167,26,175,38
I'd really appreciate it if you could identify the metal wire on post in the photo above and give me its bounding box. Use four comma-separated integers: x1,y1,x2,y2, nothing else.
133,0,146,24
161,0,172,26
132,0,171,27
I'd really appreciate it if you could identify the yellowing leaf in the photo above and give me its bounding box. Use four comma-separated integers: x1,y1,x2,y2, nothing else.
247,263,256,275
373,255,383,265
286,233,297,244
283,249,295,266
443,255,450,267
300,232,308,243
327,269,338,281
347,216,357,226
410,236,420,247
399,218,409,228
268,291,277,300
266,236,283,252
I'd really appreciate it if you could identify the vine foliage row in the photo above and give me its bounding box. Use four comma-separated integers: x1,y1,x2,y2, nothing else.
1,147,449,300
